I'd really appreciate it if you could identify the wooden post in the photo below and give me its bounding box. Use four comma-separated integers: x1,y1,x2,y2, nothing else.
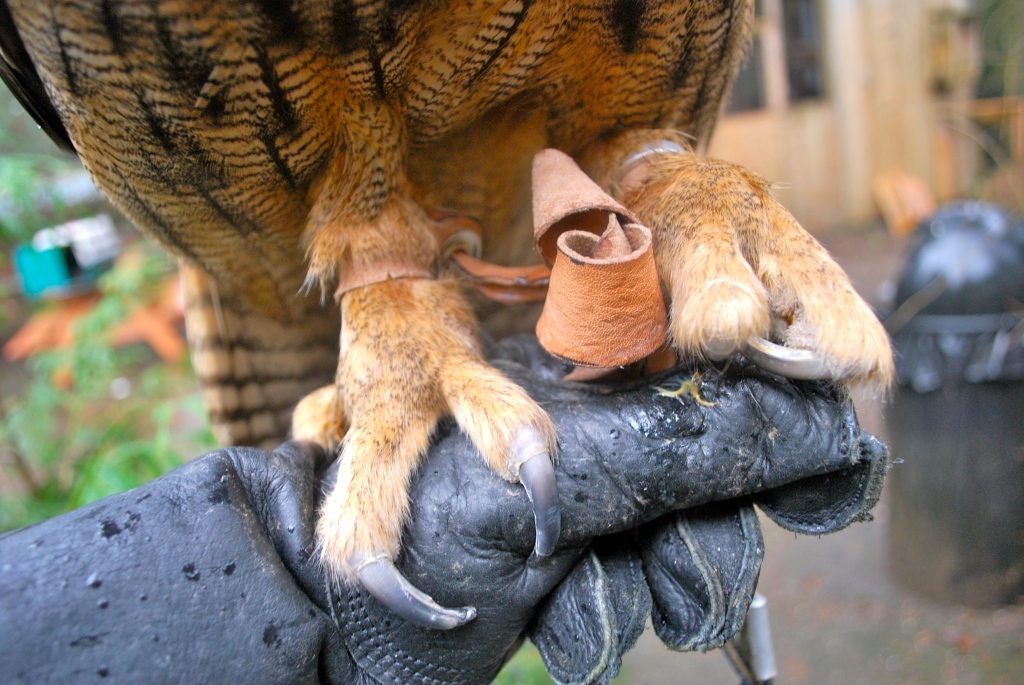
934,119,958,202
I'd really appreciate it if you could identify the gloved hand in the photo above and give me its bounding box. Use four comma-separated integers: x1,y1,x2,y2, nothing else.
0,336,886,685
490,335,888,685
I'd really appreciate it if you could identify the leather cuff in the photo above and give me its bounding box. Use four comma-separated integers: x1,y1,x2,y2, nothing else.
531,149,668,370
335,260,433,299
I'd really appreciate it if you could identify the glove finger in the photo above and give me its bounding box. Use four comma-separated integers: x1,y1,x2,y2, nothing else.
640,501,763,652
528,534,651,685
755,431,888,535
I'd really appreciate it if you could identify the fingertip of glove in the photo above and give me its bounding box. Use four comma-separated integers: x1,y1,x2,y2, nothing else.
755,430,889,535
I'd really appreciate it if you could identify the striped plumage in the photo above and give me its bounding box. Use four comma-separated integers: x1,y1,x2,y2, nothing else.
7,0,752,447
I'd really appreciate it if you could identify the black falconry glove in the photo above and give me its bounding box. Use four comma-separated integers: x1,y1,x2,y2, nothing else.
0,336,887,685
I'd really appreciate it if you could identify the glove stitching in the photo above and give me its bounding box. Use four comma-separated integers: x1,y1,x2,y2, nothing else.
608,549,652,665
544,550,616,685
325,576,341,630
720,505,764,648
672,512,726,651
583,549,616,685
852,435,887,521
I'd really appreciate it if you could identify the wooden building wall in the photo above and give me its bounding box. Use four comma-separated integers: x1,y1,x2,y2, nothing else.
706,0,978,234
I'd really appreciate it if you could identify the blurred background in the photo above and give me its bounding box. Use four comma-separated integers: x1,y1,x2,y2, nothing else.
0,0,1022,683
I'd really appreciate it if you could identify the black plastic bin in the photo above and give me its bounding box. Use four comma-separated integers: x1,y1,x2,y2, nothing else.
887,201,1024,607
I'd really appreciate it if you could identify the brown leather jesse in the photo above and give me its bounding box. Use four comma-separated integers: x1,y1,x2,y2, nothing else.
532,150,668,373
436,149,670,377
302,147,672,375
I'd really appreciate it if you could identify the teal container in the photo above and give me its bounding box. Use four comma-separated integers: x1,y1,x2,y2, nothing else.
13,244,70,298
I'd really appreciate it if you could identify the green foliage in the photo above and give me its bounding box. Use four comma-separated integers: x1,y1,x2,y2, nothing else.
0,153,77,246
0,245,215,532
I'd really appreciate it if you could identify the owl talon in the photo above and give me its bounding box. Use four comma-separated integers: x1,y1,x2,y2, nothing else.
354,555,477,630
741,337,831,380
520,452,560,562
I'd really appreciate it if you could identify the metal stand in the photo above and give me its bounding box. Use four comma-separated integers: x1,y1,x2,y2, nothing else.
723,593,777,685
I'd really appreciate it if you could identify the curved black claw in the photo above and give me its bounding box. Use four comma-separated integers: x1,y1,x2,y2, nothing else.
355,557,477,630
521,453,561,565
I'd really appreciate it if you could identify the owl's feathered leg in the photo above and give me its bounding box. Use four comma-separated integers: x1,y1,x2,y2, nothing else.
295,184,558,628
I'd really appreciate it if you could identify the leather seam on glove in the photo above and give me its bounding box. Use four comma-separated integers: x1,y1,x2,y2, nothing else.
673,512,725,650
576,551,615,685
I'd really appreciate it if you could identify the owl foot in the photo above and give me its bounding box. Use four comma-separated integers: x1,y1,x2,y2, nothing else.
292,278,558,628
623,153,893,389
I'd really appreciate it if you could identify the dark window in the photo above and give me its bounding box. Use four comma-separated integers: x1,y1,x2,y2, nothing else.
782,0,825,101
726,35,766,113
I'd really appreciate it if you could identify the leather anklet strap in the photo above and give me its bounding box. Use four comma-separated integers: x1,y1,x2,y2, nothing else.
448,253,550,303
335,260,433,299
434,214,552,303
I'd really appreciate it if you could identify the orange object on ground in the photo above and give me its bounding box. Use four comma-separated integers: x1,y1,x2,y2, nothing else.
872,170,937,238
2,294,100,360
2,277,185,363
